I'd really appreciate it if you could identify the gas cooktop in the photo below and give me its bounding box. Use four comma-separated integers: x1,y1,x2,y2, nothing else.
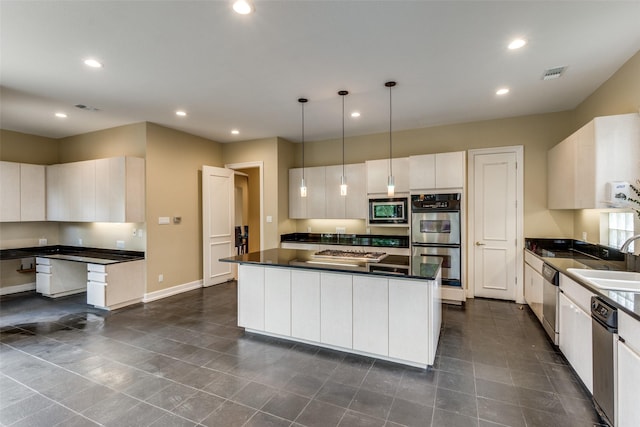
313,250,388,263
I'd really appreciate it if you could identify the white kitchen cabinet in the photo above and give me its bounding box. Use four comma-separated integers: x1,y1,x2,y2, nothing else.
389,278,428,364
320,272,352,348
353,275,388,356
264,267,291,336
20,163,46,221
238,264,265,330
306,166,326,219
291,270,321,341
548,113,640,209
47,157,144,222
289,168,307,219
558,273,595,392
523,252,544,322
409,151,465,191
366,157,409,195
86,260,145,310
618,311,640,427
95,157,145,222
325,164,367,219
0,162,46,222
0,161,21,221
35,257,87,298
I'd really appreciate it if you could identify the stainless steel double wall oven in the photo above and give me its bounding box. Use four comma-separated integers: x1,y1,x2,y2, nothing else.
411,193,462,286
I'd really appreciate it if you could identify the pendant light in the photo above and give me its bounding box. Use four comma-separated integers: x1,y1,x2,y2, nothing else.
385,81,397,196
338,90,349,196
298,98,308,198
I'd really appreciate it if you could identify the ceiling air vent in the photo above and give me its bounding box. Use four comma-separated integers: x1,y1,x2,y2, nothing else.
74,104,100,111
542,66,567,80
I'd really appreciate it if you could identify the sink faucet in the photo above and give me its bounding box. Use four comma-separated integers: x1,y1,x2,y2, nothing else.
620,234,640,253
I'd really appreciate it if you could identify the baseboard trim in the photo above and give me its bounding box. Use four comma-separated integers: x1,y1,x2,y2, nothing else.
0,283,36,296
143,280,203,303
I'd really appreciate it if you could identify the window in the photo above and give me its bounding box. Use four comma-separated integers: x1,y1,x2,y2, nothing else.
608,212,634,251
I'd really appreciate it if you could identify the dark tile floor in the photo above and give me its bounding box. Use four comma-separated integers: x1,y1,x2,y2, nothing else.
0,282,603,427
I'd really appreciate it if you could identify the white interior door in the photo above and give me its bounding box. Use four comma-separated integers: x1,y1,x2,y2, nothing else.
472,152,518,300
203,165,235,287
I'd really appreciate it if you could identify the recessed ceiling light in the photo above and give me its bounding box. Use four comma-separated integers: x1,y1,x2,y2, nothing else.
231,129,240,135
508,38,527,50
496,88,510,95
351,112,361,118
176,111,187,117
233,0,254,14
83,59,103,68
55,112,67,118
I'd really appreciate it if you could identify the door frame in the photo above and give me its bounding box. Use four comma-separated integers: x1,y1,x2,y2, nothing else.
466,146,524,303
225,161,265,251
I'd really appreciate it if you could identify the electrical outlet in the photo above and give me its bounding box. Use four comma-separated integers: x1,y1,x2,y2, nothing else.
78,238,83,246
38,238,47,245
116,240,125,249
336,227,346,234
158,274,164,282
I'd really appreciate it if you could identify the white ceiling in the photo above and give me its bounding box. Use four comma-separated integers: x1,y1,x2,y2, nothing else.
2,1,640,144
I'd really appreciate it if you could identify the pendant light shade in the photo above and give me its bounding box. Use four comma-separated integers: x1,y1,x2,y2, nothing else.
385,81,396,197
338,90,349,197
299,98,308,198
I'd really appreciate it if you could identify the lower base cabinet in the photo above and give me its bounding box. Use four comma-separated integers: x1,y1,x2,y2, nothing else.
86,260,145,310
558,291,593,392
236,264,441,367
353,276,389,356
35,257,87,297
617,311,640,427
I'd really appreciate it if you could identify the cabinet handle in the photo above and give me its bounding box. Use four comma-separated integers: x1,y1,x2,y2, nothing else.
475,242,485,246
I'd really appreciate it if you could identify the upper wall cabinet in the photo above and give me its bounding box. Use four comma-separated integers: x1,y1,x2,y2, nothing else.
289,163,366,220
409,151,466,190
47,157,145,222
0,161,46,222
548,113,640,209
366,158,409,195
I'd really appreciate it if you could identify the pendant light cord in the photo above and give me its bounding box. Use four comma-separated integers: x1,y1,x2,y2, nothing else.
388,83,394,177
342,93,345,177
298,98,307,180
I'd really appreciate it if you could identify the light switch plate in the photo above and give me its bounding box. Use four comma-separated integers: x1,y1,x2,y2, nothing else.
266,215,273,223
159,217,170,225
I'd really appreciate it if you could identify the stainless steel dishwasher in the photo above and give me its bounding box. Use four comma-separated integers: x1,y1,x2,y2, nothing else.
591,296,618,427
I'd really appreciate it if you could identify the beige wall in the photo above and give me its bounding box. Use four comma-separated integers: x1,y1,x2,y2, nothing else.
297,111,576,238
571,50,640,243
58,123,146,162
0,129,59,164
145,123,223,293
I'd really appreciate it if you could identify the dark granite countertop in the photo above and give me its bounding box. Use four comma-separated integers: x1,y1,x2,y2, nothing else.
524,238,639,321
280,233,409,248
221,248,439,281
0,245,145,264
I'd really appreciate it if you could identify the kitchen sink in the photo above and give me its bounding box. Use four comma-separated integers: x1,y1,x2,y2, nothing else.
567,268,640,291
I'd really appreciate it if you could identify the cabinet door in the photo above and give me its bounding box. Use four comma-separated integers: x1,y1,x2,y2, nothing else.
345,163,367,219
20,164,46,221
325,165,346,219
0,161,20,221
409,154,436,191
547,135,576,209
353,275,388,355
366,158,409,194
574,123,595,208
389,279,428,364
572,303,592,392
61,161,96,221
306,166,326,218
524,263,543,322
46,164,63,221
95,158,111,222
320,272,352,348
289,168,307,219
618,341,640,427
291,270,320,341
435,152,465,189
238,265,265,330
264,268,291,336
558,292,574,367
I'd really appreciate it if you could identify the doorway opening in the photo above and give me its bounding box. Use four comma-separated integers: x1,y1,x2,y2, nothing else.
226,161,264,254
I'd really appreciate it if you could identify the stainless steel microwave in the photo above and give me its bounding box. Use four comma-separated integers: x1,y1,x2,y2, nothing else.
368,197,408,225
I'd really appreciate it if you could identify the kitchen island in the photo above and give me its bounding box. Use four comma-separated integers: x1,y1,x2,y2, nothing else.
221,248,441,368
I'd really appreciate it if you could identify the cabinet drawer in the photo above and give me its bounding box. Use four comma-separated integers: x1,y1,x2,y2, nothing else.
87,281,106,307
87,264,107,273
619,311,640,355
524,251,543,273
36,272,51,294
36,257,51,266
87,271,107,283
36,264,52,274
559,274,594,313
